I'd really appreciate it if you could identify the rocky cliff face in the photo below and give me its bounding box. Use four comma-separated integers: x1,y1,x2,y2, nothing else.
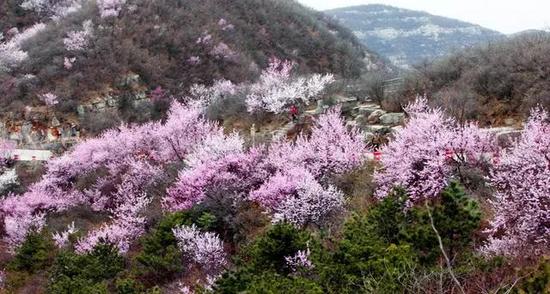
326,4,503,68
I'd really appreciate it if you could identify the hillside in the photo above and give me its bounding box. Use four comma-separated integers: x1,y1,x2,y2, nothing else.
325,4,503,68
394,31,550,124
0,2,549,293
0,0,384,147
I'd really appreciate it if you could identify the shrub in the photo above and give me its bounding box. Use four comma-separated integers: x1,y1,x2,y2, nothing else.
9,231,55,273
320,211,417,293
403,183,481,264
214,270,323,294
246,223,313,274
48,242,124,293
134,210,214,284
514,259,550,294
214,223,317,292
115,278,145,294
319,182,481,292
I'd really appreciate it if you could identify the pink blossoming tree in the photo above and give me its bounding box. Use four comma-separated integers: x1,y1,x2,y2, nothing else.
39,92,59,106
374,97,496,206
97,0,127,18
172,224,227,278
0,23,46,72
63,20,93,51
285,245,314,272
482,107,550,257
0,101,219,251
166,106,363,227
245,58,335,114
20,0,82,20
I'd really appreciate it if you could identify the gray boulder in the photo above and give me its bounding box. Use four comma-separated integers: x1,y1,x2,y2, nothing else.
367,109,386,124
379,113,405,125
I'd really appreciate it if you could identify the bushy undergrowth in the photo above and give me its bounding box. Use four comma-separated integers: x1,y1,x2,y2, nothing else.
213,183,485,293
48,243,124,293
0,178,539,293
392,32,550,123
134,210,215,284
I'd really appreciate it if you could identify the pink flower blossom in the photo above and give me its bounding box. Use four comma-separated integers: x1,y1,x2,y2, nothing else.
187,56,201,65
218,18,234,31
246,58,334,113
188,79,237,106
270,170,345,227
63,57,75,69
3,212,46,250
285,246,314,272
97,0,126,18
0,23,46,72
267,106,366,179
39,92,59,106
52,222,78,248
374,97,496,205
173,224,227,276
210,42,238,61
165,147,268,211
0,102,217,251
63,20,93,51
196,32,212,45
20,0,82,19
482,107,550,257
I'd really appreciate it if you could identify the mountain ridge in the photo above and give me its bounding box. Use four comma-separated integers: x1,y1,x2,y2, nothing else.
325,4,504,68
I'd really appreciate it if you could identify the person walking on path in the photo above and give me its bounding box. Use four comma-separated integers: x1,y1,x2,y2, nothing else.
289,104,299,122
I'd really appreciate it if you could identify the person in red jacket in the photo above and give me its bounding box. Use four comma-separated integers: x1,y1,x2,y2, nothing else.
289,104,299,121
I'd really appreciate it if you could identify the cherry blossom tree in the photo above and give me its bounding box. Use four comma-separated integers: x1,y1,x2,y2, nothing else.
63,20,93,51
64,57,75,69
172,224,227,277
482,107,550,257
196,32,213,45
188,79,237,107
166,106,361,227
245,58,335,114
97,0,127,18
20,0,82,19
75,191,151,253
218,18,235,31
0,102,218,251
39,92,59,106
164,146,268,211
210,42,238,61
267,106,366,180
374,97,496,206
268,168,345,227
0,23,46,72
187,56,201,66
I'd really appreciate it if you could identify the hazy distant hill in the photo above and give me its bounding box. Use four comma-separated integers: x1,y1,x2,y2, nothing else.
326,4,504,68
